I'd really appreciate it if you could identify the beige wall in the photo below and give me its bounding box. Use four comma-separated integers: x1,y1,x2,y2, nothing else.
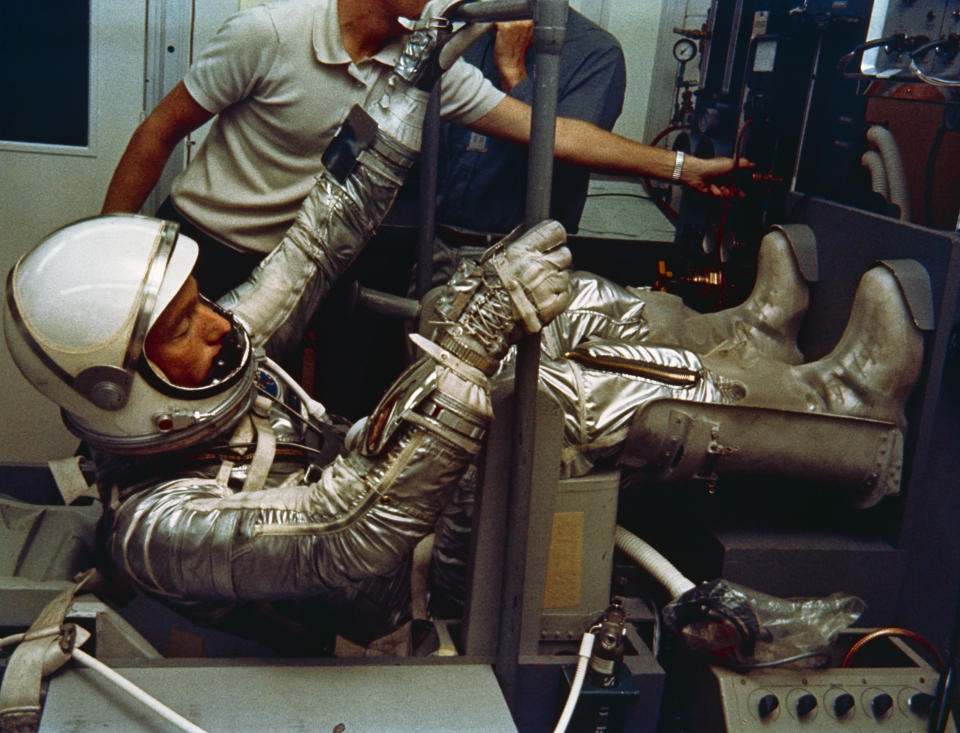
0,1,239,464
0,2,147,463
572,0,711,145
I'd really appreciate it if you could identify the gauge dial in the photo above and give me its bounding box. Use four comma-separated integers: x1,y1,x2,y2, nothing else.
673,38,697,63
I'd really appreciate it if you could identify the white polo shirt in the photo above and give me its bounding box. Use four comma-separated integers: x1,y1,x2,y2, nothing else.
172,0,505,254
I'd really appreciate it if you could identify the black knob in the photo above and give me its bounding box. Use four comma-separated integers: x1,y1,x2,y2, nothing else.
834,692,855,717
909,692,936,717
796,693,818,717
872,693,893,718
758,694,779,719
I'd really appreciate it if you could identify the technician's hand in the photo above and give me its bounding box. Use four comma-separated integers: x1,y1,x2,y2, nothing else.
493,21,534,91
682,156,753,198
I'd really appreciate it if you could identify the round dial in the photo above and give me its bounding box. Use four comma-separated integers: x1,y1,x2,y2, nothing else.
673,38,697,63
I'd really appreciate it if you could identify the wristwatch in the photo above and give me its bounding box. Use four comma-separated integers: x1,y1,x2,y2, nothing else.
671,150,685,183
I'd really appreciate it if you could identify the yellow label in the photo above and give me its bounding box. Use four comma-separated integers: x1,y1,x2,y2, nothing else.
543,511,583,609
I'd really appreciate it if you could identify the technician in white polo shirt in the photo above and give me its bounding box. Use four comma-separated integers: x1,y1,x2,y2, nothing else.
102,0,739,298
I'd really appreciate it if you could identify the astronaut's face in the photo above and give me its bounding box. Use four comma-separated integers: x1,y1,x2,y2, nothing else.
145,276,232,387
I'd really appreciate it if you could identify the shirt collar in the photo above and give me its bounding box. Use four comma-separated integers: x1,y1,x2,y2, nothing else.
313,0,406,68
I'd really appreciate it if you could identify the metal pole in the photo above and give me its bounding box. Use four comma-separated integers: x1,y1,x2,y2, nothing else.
420,0,533,298
416,84,442,300
449,0,530,22
495,0,567,711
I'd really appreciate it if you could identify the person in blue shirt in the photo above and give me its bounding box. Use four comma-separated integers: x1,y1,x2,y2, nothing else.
434,10,627,236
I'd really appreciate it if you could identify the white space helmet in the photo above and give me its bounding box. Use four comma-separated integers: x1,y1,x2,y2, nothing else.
4,215,255,454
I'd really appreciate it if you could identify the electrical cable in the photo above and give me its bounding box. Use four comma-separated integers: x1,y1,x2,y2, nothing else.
2,630,208,733
836,35,908,80
907,35,960,87
262,355,330,424
72,648,209,733
840,627,944,670
552,628,596,733
730,651,831,670
650,124,686,149
911,37,951,60
909,57,960,89
256,385,312,429
712,118,752,306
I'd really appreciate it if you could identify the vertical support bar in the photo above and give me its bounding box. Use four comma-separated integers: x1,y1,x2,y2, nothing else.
496,0,567,711
437,2,533,656
522,1,566,230
416,84,442,299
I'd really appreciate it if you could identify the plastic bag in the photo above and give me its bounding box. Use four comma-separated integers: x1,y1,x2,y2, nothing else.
662,578,866,668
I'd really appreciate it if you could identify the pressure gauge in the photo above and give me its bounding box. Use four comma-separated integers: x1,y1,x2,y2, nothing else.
673,38,697,63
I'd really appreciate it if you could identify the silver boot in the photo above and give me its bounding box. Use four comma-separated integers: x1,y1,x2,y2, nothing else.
624,264,922,505
641,227,811,365
699,264,922,426
791,265,923,430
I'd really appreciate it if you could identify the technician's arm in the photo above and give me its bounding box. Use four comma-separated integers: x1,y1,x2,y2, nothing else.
101,81,213,214
468,95,738,198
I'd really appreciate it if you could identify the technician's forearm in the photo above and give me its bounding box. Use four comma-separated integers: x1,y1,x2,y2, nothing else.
469,97,720,189
553,116,678,179
101,125,179,214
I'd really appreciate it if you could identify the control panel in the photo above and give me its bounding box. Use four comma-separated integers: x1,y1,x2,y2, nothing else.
693,632,952,732
862,0,960,81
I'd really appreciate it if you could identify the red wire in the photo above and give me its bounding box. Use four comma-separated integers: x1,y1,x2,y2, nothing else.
650,124,686,148
642,124,691,222
841,627,944,671
713,118,753,306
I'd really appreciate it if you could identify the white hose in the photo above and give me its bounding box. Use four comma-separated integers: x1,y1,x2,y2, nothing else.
615,525,695,599
860,150,888,201
71,648,209,733
552,630,595,733
263,355,329,424
866,125,910,221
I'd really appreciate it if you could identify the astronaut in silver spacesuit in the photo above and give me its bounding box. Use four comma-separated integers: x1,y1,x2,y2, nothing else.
6,0,925,642
5,212,569,634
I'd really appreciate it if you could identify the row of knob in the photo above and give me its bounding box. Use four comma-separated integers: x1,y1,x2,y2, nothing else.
756,690,936,720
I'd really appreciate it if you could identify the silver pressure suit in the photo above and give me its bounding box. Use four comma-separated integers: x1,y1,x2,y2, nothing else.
505,272,734,477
